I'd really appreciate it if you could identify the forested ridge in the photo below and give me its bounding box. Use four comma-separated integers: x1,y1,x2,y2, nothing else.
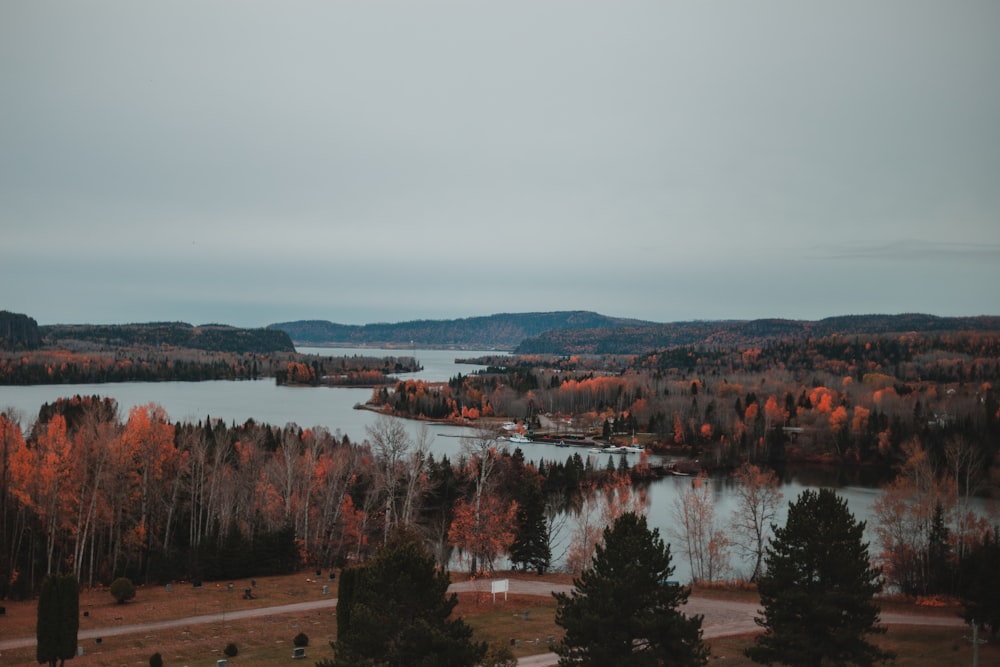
0,312,420,385
0,311,41,350
40,321,295,353
268,311,651,349
516,313,1000,355
0,347,420,386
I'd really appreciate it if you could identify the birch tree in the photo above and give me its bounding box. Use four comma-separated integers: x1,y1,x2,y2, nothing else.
366,415,412,543
672,472,730,583
730,463,783,582
458,426,506,574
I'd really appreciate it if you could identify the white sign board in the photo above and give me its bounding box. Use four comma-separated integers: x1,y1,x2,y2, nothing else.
491,578,509,602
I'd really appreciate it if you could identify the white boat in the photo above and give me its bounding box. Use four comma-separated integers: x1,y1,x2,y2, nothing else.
508,433,531,444
591,445,626,454
623,445,645,454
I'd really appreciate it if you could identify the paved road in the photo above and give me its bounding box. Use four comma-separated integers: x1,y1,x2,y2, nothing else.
476,579,965,667
1,578,965,666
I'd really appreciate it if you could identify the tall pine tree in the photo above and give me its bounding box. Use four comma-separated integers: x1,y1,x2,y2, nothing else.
553,512,708,666
747,489,893,666
509,473,551,575
332,532,486,667
960,526,1000,637
36,572,79,667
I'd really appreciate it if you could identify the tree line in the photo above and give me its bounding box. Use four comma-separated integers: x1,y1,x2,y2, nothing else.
514,314,1000,355
0,396,634,598
0,348,419,385
380,331,1000,490
38,321,295,353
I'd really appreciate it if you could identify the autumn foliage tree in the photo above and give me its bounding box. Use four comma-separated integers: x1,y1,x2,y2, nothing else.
448,495,517,575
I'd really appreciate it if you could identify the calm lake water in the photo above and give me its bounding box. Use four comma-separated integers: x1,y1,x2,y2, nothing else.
0,348,493,459
0,347,991,581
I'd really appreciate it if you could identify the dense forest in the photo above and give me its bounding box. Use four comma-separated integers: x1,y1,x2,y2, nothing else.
0,347,421,386
515,314,1000,355
0,311,41,350
374,330,1000,489
39,321,295,353
275,312,988,353
0,397,625,598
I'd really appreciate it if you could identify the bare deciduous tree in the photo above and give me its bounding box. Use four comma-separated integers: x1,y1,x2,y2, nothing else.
730,463,783,582
671,472,730,583
366,415,413,543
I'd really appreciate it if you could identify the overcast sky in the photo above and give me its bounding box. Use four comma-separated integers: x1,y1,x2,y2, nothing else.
3,1,998,328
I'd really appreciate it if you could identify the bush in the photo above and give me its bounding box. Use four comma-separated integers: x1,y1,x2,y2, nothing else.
224,642,238,658
149,652,163,667
482,642,517,667
293,632,309,647
109,577,136,604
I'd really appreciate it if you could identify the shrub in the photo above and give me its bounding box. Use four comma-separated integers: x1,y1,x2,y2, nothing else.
109,577,136,604
149,652,163,667
482,642,517,667
293,632,309,647
224,642,238,658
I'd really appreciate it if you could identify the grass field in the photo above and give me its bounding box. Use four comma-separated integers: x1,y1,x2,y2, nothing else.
1,572,996,666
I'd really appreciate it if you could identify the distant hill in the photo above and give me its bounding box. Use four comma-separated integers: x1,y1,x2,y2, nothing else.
0,311,42,350
514,313,1000,355
41,322,295,353
269,311,652,350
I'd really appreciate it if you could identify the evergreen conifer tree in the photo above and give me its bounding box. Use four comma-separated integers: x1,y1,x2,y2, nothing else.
960,526,1000,637
36,572,79,667
509,477,551,575
553,512,708,666
747,488,893,666
332,532,486,667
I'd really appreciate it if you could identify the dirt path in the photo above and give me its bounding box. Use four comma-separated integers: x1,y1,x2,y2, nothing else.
1,578,965,665
0,597,339,651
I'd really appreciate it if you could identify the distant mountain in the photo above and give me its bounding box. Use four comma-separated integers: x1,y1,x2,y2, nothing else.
269,311,652,350
41,322,295,353
515,313,1000,355
0,311,42,350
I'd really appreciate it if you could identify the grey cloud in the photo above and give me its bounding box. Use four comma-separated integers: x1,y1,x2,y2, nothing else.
2,1,998,326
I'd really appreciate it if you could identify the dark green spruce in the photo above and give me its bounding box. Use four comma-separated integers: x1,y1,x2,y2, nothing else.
508,470,551,575
36,572,79,667
553,512,708,666
747,488,893,666
331,532,486,667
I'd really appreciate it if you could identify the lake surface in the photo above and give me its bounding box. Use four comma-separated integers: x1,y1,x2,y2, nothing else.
0,347,992,581
0,348,498,460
